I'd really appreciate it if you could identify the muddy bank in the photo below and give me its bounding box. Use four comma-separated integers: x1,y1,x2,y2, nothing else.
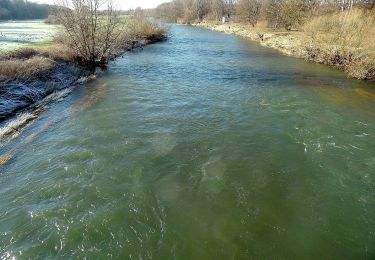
0,35,167,122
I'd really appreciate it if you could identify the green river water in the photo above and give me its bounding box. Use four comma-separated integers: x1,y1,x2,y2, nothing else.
1,25,375,259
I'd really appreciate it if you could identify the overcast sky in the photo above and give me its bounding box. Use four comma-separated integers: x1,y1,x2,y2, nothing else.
29,0,170,10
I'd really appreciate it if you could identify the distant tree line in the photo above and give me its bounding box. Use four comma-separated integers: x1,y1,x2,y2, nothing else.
0,0,52,20
153,0,375,29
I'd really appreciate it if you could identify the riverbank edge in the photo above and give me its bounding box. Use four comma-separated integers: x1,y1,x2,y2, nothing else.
0,34,167,122
0,35,167,152
192,21,374,80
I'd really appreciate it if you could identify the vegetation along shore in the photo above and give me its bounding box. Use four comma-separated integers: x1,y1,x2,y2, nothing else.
154,0,375,80
0,1,167,122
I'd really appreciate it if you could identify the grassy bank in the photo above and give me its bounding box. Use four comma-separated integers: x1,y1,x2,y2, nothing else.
0,17,167,120
193,9,374,80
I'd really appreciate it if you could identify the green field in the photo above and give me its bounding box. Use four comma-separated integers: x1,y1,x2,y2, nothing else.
0,20,56,52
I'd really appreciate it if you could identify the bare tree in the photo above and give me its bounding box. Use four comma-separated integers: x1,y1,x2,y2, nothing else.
224,0,236,17
54,0,121,66
194,0,211,20
236,0,262,26
211,0,226,20
266,0,313,30
266,0,282,28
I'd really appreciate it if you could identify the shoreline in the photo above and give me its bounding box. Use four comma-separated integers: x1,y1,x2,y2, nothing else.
0,35,167,148
192,21,374,81
193,21,306,57
0,35,167,122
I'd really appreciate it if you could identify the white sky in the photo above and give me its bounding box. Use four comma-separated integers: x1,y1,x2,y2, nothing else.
29,0,170,10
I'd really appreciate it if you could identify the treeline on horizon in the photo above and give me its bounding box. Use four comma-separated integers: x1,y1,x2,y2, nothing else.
153,0,375,29
0,0,53,20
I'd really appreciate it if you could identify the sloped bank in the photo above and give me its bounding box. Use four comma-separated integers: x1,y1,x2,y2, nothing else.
193,21,374,80
0,34,167,122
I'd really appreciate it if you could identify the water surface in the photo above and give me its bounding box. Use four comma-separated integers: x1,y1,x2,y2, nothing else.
1,25,375,259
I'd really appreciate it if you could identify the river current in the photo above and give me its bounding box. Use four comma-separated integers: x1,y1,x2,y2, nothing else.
1,25,375,258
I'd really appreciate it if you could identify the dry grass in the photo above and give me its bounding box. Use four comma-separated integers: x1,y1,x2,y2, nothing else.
303,9,375,79
254,20,269,30
0,43,78,82
196,15,374,80
0,48,39,60
0,56,55,81
39,43,77,62
124,17,166,39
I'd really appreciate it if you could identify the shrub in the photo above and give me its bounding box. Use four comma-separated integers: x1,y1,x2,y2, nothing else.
54,0,122,65
266,0,314,30
236,0,262,26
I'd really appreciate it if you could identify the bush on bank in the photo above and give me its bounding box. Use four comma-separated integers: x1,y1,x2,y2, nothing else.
0,17,166,84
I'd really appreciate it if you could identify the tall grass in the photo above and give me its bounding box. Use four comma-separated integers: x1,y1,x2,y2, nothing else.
303,9,375,79
0,56,55,82
39,44,78,62
0,45,76,82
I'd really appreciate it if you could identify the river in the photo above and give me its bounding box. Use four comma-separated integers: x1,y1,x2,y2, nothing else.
1,24,375,258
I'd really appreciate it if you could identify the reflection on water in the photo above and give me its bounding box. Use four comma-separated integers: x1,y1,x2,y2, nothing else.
0,82,107,166
0,151,13,165
355,88,375,99
1,25,375,259
71,83,109,113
